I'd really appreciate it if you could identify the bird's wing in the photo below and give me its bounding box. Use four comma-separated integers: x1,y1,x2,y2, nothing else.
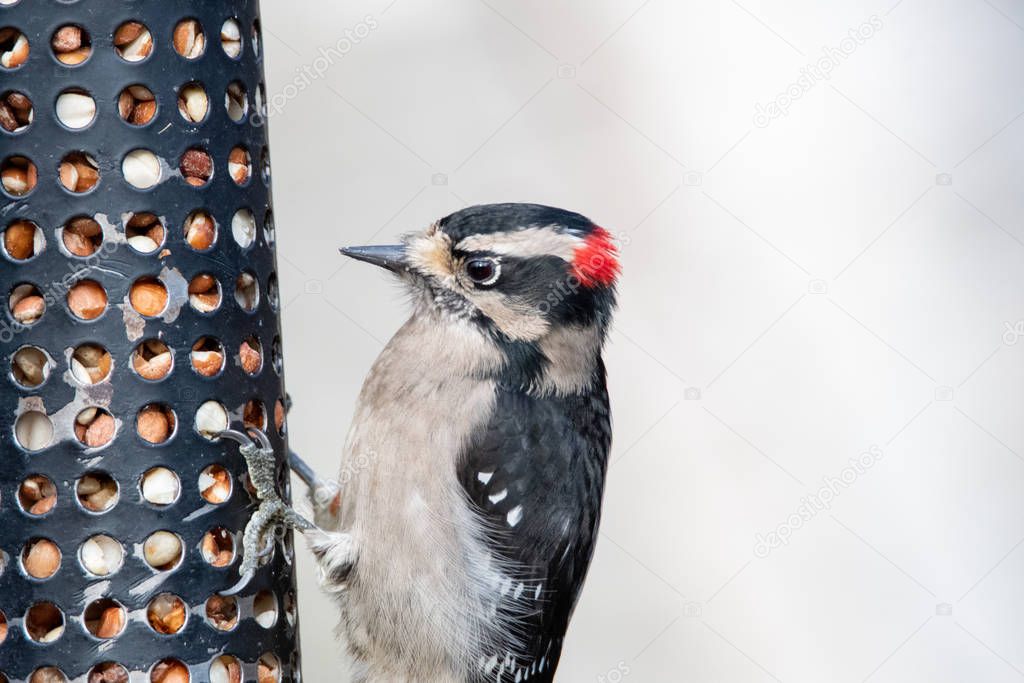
458,364,612,682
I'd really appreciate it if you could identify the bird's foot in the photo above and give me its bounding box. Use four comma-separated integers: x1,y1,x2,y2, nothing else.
218,428,316,596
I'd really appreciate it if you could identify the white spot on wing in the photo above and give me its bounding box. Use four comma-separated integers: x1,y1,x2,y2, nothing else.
489,489,507,504
478,470,494,484
507,505,523,527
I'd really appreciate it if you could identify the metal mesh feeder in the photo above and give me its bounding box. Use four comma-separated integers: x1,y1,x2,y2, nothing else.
0,1,299,681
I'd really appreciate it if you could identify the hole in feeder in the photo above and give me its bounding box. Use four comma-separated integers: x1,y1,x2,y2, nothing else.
51,24,90,65
252,18,262,57
30,668,66,683
71,343,112,384
118,84,156,125
15,410,53,451
3,219,43,260
137,403,175,444
25,601,64,642
12,345,53,387
147,593,186,634
61,215,102,257
264,209,275,245
67,280,108,320
253,590,278,628
79,535,123,577
184,209,216,250
231,208,255,248
173,18,205,59
195,401,228,440
177,81,208,123
258,654,282,683
180,147,212,187
150,659,189,683
284,591,297,626
275,398,286,435
0,90,32,132
0,27,29,69
18,474,56,515
221,18,241,58
141,467,180,505
74,407,115,448
55,89,95,129
199,464,232,504
268,272,279,309
205,594,238,631
244,399,266,430
229,146,251,185
188,273,220,313
88,663,129,683
84,598,125,639
210,655,242,683
255,82,266,118
130,277,168,317
76,471,118,513
201,527,233,567
113,21,153,62
125,212,165,253
271,336,283,374
143,531,183,571
1,155,36,196
22,538,60,579
132,339,172,381
191,337,224,377
234,271,259,311
123,149,161,189
59,151,99,193
240,335,262,374
261,147,271,183
225,81,247,122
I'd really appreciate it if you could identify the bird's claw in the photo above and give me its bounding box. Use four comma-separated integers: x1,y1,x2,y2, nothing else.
217,427,315,595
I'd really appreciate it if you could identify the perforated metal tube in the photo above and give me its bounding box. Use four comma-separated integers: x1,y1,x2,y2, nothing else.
0,2,299,681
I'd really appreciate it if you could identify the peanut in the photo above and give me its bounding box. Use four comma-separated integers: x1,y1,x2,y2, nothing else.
185,211,216,249
200,465,232,503
1,32,29,69
55,91,95,129
1,155,36,195
122,149,161,189
205,595,238,631
5,219,38,259
173,19,205,59
130,278,168,317
143,531,182,570
23,538,60,578
67,280,108,319
147,594,186,634
137,404,173,443
142,467,180,505
133,339,172,380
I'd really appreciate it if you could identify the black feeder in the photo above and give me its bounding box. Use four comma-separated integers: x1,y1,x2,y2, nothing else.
0,1,300,682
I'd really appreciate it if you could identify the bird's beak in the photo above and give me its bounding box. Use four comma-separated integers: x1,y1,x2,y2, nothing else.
339,244,408,273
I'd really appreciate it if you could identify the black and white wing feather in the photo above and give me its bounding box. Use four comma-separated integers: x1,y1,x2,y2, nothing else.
459,366,612,682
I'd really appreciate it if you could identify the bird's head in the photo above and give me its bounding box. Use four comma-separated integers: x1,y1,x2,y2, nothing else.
342,203,619,389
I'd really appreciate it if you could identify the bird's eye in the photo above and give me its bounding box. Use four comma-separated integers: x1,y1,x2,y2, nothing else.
465,258,500,286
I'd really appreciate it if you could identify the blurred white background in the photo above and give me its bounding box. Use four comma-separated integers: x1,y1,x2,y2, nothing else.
260,0,1024,680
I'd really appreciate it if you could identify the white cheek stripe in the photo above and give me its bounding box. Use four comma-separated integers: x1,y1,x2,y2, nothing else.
456,226,583,261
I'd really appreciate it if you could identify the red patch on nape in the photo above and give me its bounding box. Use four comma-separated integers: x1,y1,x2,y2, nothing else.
571,226,620,288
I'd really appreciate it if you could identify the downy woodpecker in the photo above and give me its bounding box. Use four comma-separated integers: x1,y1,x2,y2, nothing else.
307,203,619,682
